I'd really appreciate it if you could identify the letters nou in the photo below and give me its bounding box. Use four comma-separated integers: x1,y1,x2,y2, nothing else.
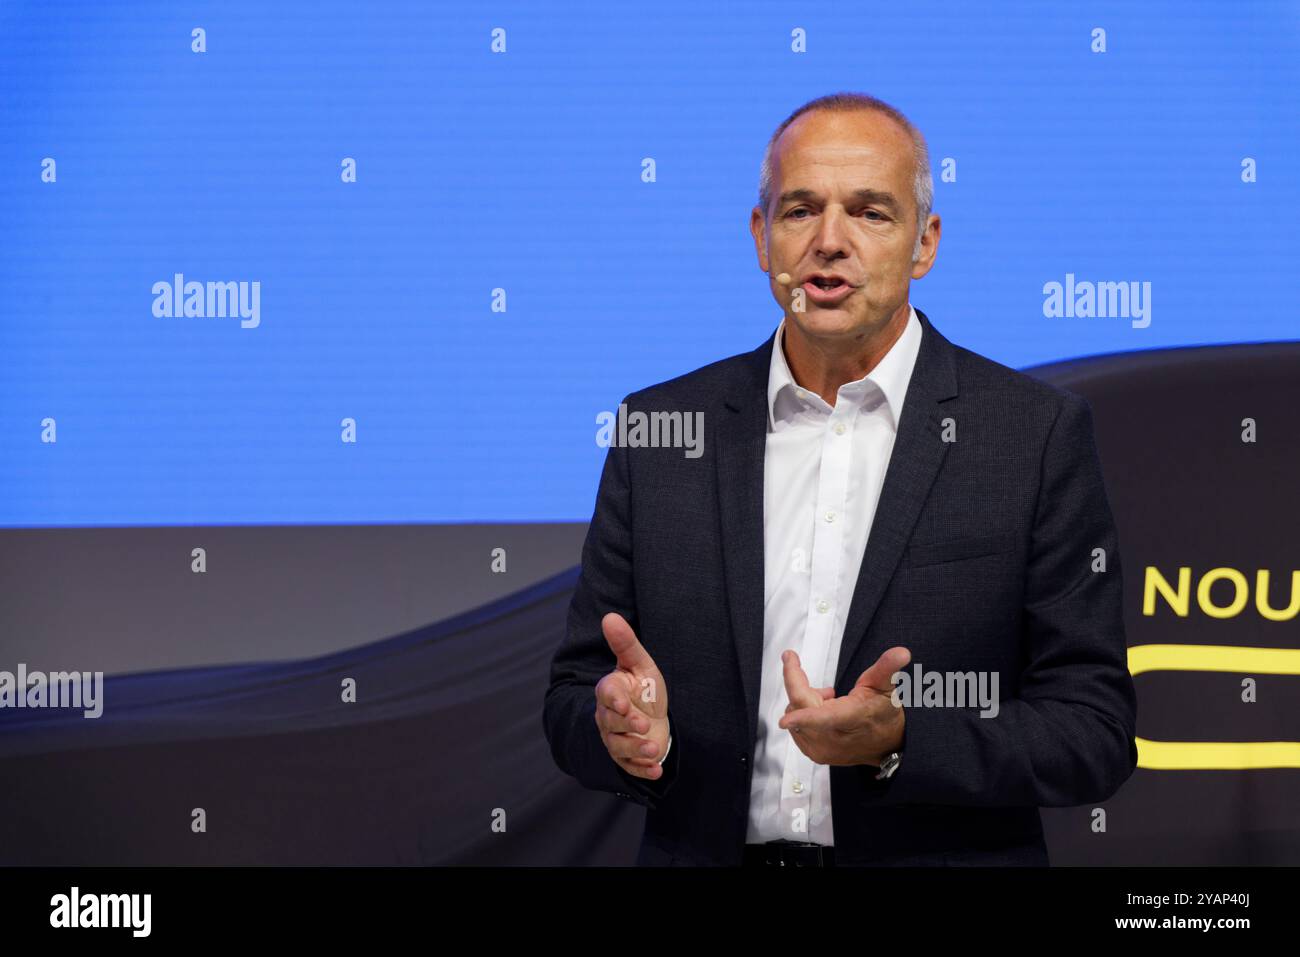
1143,566,1299,620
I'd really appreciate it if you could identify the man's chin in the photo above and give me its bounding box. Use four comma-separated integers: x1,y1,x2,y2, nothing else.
789,311,869,340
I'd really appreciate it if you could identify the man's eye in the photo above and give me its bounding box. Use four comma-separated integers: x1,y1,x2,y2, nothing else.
787,208,884,221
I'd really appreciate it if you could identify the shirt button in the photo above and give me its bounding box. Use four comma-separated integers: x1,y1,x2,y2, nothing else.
816,599,829,614
833,422,846,435
824,510,836,523
792,780,804,794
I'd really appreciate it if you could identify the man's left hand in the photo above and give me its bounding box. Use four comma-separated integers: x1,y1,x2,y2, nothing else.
777,646,911,767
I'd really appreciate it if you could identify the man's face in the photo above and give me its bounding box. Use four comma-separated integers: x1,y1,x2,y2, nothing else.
751,108,939,345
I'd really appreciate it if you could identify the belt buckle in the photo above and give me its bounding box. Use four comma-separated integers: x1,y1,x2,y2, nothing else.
767,839,825,867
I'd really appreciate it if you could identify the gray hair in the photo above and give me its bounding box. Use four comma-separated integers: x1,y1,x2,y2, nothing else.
757,92,933,261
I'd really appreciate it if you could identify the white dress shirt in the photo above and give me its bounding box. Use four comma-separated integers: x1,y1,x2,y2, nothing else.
745,304,923,845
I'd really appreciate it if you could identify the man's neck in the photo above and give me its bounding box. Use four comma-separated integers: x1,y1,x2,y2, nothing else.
781,305,910,407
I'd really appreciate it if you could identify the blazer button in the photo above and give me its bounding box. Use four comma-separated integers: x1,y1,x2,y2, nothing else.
740,754,749,765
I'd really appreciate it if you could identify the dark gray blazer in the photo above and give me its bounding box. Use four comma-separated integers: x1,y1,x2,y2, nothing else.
543,307,1138,866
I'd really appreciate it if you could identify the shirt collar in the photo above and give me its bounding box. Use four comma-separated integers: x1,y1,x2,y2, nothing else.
767,304,923,431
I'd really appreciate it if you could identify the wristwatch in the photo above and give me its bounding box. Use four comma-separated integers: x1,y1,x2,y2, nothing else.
874,751,901,780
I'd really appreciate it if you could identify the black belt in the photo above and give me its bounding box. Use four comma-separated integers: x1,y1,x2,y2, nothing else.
743,839,836,867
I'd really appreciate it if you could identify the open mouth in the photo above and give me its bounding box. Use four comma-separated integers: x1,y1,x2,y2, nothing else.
801,277,854,303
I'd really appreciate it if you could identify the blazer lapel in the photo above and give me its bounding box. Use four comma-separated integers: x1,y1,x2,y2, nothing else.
833,307,959,689
715,331,776,748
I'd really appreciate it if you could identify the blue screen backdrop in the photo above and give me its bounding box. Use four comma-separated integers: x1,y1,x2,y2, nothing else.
2,0,1296,525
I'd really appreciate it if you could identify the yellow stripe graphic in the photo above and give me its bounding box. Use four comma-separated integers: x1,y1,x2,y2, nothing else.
1127,644,1300,770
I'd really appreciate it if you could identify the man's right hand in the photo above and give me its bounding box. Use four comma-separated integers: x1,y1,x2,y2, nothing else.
595,612,670,781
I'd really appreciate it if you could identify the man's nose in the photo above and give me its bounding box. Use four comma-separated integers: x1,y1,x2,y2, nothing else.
813,205,851,257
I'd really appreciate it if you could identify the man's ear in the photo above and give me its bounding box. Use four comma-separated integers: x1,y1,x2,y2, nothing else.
910,213,941,279
750,206,770,272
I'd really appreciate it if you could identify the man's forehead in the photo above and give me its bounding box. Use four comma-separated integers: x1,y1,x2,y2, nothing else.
775,140,911,189
782,143,894,166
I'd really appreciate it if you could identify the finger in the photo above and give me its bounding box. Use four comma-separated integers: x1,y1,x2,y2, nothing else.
616,756,665,780
788,686,835,710
597,700,650,735
778,703,841,734
604,728,666,763
854,646,912,694
780,684,870,731
781,650,822,711
612,747,661,768
602,612,658,674
595,671,638,716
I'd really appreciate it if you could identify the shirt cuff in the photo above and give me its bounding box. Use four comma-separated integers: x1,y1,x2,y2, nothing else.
657,731,672,766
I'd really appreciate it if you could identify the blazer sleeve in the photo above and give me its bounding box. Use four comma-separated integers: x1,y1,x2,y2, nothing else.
865,391,1139,807
541,398,681,809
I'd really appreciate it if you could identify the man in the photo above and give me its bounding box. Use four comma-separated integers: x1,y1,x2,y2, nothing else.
542,92,1138,866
